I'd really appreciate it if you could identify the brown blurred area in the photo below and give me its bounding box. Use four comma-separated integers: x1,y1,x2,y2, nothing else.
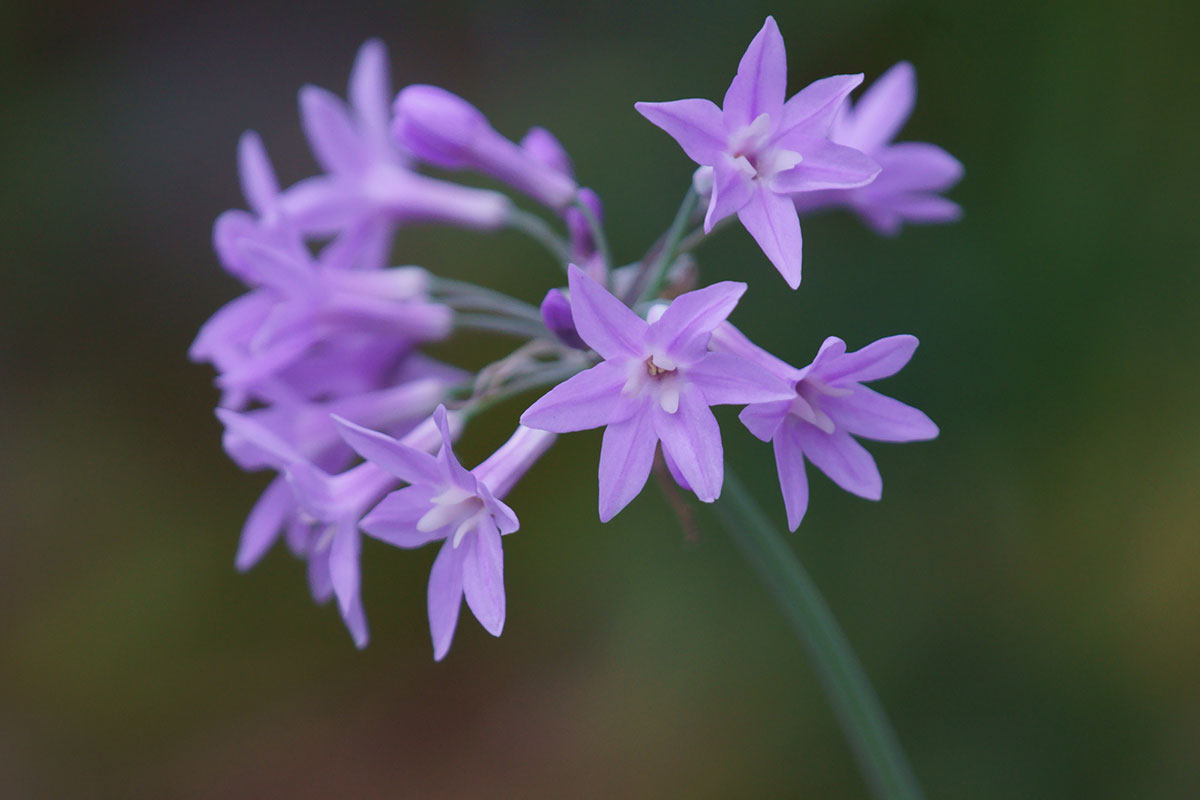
2,0,1198,797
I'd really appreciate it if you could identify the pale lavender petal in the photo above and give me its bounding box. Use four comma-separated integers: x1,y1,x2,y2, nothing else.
299,85,368,175
688,352,794,405
433,405,474,491
822,386,939,442
279,175,365,234
705,154,757,231
774,74,864,144
661,445,692,492
428,540,465,660
633,98,726,165
722,16,787,129
868,194,962,227
795,425,882,500
739,400,790,442
520,362,632,433
709,322,803,383
597,402,658,522
237,131,279,215
819,334,918,384
329,521,361,617
647,281,745,362
333,416,441,484
235,477,293,571
840,61,915,153
737,185,804,288
520,126,573,176
360,484,444,548
349,39,392,152
773,423,811,531
477,481,520,535
567,264,647,360
307,543,334,603
340,590,370,649
462,517,505,637
871,143,964,193
217,408,308,470
771,139,880,193
654,384,723,502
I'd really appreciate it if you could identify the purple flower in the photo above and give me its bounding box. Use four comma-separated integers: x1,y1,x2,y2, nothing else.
280,41,512,269
635,16,880,288
337,408,556,660
727,332,939,530
794,62,964,235
392,84,579,211
520,265,793,521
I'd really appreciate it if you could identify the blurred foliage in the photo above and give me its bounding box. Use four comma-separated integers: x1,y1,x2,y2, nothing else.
1,0,1198,797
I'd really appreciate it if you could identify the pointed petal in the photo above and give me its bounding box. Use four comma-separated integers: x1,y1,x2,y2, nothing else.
307,542,334,603
433,405,474,491
795,426,882,500
774,74,864,144
428,540,465,660
840,61,915,152
597,403,658,522
739,400,790,442
653,384,723,503
688,351,794,406
462,517,506,637
361,485,445,548
823,386,938,442
705,154,757,231
771,139,880,193
634,98,727,165
661,446,692,492
520,361,636,433
329,522,362,618
819,334,919,384
709,322,803,383
340,590,370,649
567,264,647,360
333,416,441,484
723,16,787,128
349,39,392,151
773,423,810,531
477,481,520,534
648,281,746,362
737,185,804,288
235,477,293,571
237,131,279,215
872,194,962,227
299,85,368,175
872,143,963,192
216,408,307,470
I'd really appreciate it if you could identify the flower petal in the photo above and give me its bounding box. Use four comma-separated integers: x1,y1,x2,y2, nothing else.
773,422,810,531
739,400,790,442
361,485,445,548
597,402,658,522
235,477,293,571
774,74,864,144
520,361,635,433
329,521,362,618
349,39,392,153
722,16,788,129
653,384,723,503
822,386,939,442
339,590,370,649
794,425,882,500
237,131,279,215
819,334,918,384
871,143,964,193
299,85,368,175
462,516,506,637
688,351,794,406
433,405,474,492
333,416,441,484
839,61,915,153
634,98,727,165
771,138,880,193
647,281,745,362
307,542,334,604
567,264,647,360
705,154,757,231
737,185,804,288
428,539,465,661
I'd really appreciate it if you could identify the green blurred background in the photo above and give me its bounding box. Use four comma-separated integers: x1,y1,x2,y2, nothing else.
3,0,1198,797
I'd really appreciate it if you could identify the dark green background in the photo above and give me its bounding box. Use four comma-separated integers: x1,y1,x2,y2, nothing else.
3,1,1197,797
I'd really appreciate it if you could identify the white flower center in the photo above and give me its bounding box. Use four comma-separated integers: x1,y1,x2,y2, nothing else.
621,354,682,414
728,113,802,180
418,485,487,547
789,377,854,434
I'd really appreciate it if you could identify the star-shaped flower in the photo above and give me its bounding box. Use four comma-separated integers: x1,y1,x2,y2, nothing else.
520,265,793,521
635,16,880,288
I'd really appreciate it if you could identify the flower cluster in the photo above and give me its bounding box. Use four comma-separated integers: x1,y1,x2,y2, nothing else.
194,18,958,658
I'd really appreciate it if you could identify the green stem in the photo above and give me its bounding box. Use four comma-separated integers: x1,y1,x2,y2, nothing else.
454,312,547,340
432,277,544,323
627,188,699,304
506,208,572,268
713,470,926,800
